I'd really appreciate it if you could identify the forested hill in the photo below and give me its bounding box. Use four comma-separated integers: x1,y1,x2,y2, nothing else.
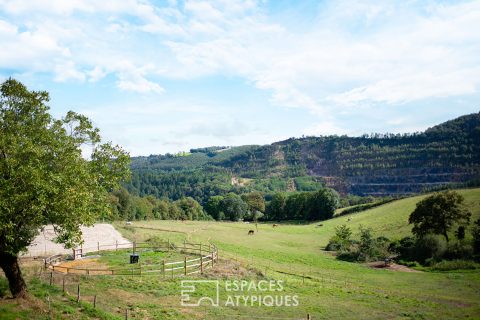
127,112,480,202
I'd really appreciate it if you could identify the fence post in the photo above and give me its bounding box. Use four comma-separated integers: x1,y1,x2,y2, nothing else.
125,308,128,320
49,272,53,285
200,256,203,274
184,257,187,276
93,295,97,308
76,284,80,303
97,242,100,253
62,276,65,292
162,260,166,278
199,244,202,256
116,240,118,251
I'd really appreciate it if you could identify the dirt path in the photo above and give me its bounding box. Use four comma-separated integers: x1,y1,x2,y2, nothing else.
367,261,421,273
23,224,131,257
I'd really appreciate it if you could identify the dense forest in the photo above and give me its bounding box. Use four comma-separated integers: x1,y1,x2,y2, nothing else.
125,112,480,203
106,187,341,223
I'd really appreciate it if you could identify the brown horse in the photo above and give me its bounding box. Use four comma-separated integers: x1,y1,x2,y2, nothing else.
272,224,278,228
248,230,255,235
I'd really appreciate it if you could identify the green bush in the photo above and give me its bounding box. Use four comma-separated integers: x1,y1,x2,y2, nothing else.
337,248,361,262
325,242,341,251
414,235,446,263
389,236,416,260
326,225,352,252
335,226,392,262
472,218,480,256
444,241,473,260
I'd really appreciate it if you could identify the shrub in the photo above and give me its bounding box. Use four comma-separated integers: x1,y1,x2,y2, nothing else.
389,236,416,261
414,235,446,264
335,226,391,262
325,225,352,251
325,242,341,251
443,241,473,260
472,218,480,256
337,247,361,262
326,225,353,252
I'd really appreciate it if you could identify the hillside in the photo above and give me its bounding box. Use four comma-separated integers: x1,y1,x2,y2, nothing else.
3,189,480,319
127,112,480,202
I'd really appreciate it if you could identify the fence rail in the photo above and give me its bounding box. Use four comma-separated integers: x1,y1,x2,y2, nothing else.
44,241,218,278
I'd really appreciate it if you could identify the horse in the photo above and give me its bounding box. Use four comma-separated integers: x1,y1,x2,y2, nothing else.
272,224,278,228
248,230,255,235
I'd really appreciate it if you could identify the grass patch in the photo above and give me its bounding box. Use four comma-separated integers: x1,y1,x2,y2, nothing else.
428,260,480,271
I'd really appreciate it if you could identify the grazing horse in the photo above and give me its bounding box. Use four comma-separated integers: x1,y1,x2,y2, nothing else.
272,224,278,228
248,230,255,235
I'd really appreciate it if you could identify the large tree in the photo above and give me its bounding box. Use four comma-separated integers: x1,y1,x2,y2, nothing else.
267,192,287,220
0,79,130,298
409,190,471,242
221,193,248,221
308,188,340,221
205,195,224,220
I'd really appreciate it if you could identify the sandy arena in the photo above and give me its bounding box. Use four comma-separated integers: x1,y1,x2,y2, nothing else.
23,224,131,257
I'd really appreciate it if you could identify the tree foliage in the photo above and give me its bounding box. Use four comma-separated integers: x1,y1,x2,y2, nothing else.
221,193,248,221
409,190,471,241
265,188,339,221
0,79,130,297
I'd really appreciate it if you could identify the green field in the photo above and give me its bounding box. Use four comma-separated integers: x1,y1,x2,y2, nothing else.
1,188,480,319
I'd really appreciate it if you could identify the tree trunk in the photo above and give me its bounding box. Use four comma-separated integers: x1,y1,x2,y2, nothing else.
0,251,27,298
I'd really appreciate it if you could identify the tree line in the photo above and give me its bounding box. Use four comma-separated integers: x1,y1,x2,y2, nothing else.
107,187,341,222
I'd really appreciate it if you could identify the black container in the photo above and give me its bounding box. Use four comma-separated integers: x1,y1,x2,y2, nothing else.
130,254,139,264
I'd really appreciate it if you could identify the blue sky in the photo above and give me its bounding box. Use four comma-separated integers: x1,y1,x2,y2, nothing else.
1,0,479,156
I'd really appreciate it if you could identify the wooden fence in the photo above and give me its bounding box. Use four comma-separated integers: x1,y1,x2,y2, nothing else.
45,240,218,277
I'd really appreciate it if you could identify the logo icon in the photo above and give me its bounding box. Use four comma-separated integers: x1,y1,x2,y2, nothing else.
181,280,220,307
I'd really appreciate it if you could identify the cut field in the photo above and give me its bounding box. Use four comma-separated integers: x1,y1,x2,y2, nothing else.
1,188,480,319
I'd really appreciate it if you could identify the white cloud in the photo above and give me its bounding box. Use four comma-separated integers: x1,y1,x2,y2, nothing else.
54,61,85,82
304,121,350,137
1,0,480,153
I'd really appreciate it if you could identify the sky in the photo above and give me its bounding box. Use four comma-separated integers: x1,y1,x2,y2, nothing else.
1,0,479,156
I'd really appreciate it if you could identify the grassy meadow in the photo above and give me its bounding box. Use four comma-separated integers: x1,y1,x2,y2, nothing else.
1,188,480,319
